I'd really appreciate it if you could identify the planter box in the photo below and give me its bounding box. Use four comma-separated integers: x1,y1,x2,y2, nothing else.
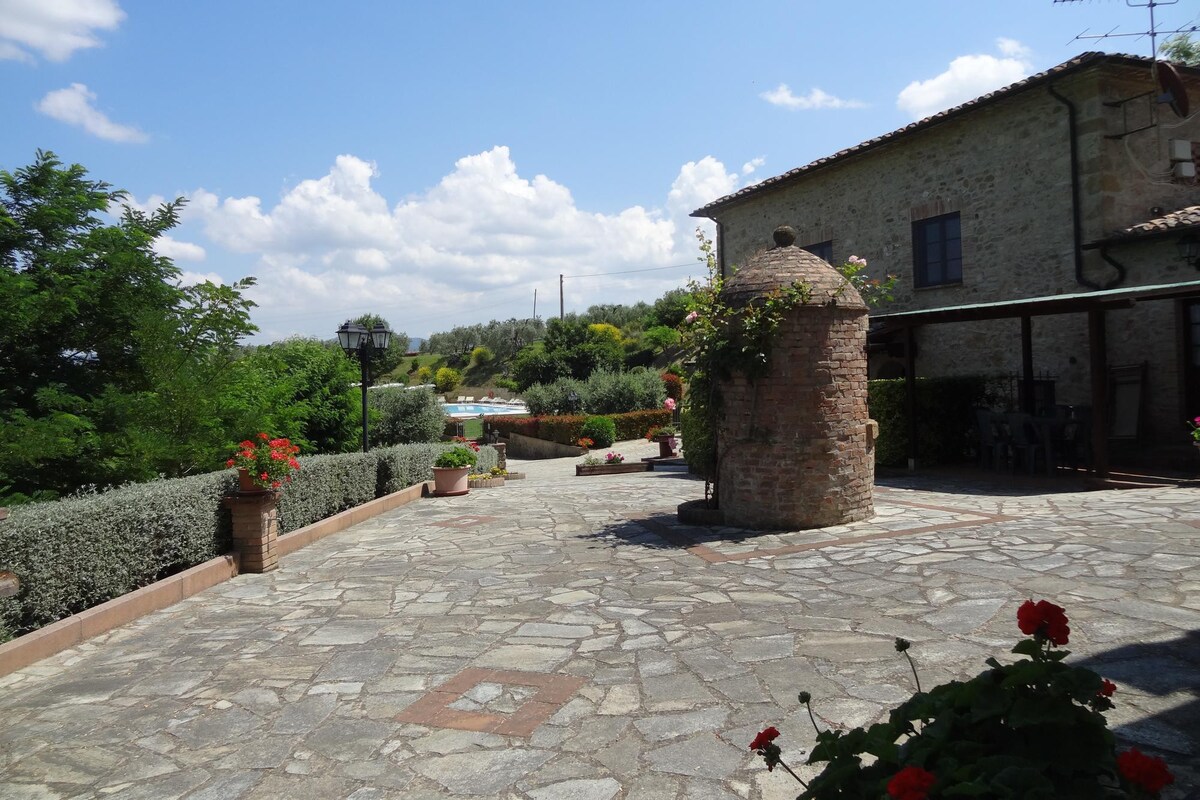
576,462,654,476
652,434,680,459
468,476,505,489
504,472,526,480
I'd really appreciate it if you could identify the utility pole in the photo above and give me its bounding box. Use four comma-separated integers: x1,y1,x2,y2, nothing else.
533,288,537,320
559,274,564,320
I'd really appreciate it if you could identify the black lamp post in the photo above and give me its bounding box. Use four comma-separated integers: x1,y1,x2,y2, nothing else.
337,320,392,452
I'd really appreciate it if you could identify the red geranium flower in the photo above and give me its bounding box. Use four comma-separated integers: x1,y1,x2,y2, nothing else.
1016,599,1070,645
258,432,269,440
749,726,780,751
887,766,936,800
225,459,235,467
1099,678,1117,697
1117,748,1174,795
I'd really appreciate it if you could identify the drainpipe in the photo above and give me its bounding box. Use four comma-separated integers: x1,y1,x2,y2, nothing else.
1094,244,1129,289
1048,82,1103,291
715,220,727,280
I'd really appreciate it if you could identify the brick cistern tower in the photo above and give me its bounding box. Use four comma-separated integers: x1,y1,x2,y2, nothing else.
716,226,875,530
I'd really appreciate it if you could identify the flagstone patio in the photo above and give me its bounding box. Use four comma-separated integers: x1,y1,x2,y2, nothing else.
1,439,1196,799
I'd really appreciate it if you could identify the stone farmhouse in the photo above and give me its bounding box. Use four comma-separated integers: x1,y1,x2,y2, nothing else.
693,52,1200,469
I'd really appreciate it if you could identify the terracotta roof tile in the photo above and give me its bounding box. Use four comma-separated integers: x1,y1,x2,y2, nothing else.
1103,205,1200,243
692,52,1173,218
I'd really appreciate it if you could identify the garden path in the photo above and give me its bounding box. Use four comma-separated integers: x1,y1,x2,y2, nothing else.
1,439,1197,799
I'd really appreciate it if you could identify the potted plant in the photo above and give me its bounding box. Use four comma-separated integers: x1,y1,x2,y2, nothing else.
227,433,301,492
1189,416,1199,448
432,444,478,496
646,424,680,458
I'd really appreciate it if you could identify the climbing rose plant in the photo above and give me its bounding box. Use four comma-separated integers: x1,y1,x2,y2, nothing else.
750,599,1175,799
678,229,895,504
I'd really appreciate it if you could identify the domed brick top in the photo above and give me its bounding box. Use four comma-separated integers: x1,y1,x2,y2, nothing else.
721,225,867,311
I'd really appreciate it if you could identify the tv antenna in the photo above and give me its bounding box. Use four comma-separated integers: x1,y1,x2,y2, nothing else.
1054,0,1198,60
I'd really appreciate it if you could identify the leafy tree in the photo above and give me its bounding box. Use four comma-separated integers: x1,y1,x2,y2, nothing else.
650,288,693,328
1160,33,1200,65
643,325,682,353
0,151,259,500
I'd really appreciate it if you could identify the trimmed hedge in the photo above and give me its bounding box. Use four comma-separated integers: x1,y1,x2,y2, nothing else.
484,409,671,446
0,442,496,640
868,375,997,467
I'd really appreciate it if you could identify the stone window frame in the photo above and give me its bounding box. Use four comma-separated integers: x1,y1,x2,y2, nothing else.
802,239,833,262
912,211,963,288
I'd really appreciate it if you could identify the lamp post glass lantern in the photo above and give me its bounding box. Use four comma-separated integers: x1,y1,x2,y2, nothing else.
338,320,392,452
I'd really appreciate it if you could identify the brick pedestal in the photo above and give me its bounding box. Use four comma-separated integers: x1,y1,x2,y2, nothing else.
223,491,280,573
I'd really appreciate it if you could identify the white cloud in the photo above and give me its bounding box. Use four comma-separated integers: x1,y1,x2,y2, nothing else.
178,270,224,286
896,38,1033,120
760,84,866,110
155,235,206,262
0,0,123,62
188,148,751,340
741,157,766,176
35,83,148,143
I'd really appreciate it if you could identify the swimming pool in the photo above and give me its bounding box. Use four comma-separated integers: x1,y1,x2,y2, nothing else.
443,403,529,418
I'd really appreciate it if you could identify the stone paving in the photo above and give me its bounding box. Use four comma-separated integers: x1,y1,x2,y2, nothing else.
1,439,1198,799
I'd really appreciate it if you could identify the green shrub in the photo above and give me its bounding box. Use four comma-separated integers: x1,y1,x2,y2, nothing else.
434,366,462,393
680,406,715,478
0,442,497,639
483,410,668,446
0,471,234,636
868,375,997,467
494,377,519,391
369,387,445,446
541,415,587,445
470,346,494,366
416,365,433,383
612,409,670,441
523,370,663,416
583,369,664,415
581,416,617,448
434,446,478,469
523,378,586,416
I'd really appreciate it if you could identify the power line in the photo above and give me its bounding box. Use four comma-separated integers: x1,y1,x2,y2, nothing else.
565,261,699,279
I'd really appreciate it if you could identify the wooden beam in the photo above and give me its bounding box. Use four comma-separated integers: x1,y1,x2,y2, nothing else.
1021,315,1034,414
905,326,918,470
1088,309,1109,478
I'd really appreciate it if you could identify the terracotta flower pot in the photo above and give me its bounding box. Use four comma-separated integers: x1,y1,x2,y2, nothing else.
237,468,269,494
432,466,470,496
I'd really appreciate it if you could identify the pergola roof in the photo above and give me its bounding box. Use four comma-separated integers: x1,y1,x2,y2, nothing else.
870,279,1200,327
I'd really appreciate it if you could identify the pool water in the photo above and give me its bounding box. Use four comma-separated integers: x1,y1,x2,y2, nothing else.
443,403,528,418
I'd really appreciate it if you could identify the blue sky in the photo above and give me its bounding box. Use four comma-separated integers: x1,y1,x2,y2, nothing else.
3,0,1196,341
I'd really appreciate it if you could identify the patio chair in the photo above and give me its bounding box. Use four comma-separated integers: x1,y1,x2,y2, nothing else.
464,396,475,403
1006,412,1045,474
974,408,1007,470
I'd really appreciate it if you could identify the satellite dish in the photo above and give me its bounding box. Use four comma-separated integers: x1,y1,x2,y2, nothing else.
1155,61,1190,119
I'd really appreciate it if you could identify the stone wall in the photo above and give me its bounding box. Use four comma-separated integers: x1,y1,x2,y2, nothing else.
710,60,1200,447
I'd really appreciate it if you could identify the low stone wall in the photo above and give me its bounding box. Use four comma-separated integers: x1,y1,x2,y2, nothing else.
502,432,585,460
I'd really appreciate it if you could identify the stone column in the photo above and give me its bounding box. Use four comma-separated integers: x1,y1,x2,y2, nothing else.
223,492,280,573
494,442,507,470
